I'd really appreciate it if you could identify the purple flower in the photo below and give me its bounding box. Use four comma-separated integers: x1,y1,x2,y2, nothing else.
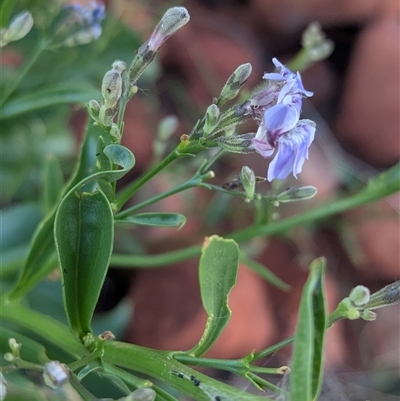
250,58,316,181
61,1,105,46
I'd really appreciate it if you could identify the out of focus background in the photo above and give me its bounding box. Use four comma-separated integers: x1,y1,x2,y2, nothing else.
1,0,399,399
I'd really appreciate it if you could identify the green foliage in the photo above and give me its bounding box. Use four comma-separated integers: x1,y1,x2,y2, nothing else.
1,3,399,401
189,235,239,357
290,257,327,401
55,190,114,341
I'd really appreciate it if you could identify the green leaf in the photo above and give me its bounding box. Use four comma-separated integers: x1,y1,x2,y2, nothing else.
0,0,14,27
54,190,114,340
8,123,99,300
239,253,290,291
115,212,186,229
189,235,239,357
1,83,100,119
290,257,327,401
42,154,65,213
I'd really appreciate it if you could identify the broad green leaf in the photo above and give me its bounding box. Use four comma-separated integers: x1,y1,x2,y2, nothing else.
290,257,327,401
240,253,290,291
54,190,114,340
115,212,186,229
42,154,64,213
189,235,239,357
8,124,133,301
1,83,100,119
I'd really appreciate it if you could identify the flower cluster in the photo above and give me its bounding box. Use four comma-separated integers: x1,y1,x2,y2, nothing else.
61,0,105,46
250,58,316,181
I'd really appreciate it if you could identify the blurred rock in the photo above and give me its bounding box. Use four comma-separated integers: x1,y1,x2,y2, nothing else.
335,15,400,167
344,196,400,280
249,0,381,34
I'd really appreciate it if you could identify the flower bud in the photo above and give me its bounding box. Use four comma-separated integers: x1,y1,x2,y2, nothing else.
301,22,334,62
204,104,220,136
102,60,125,108
349,285,370,308
43,361,70,389
157,115,179,140
88,99,101,121
8,338,21,357
146,7,190,53
129,7,190,84
217,63,252,105
240,166,256,202
365,280,400,310
275,185,317,203
0,11,33,47
216,133,256,154
0,373,7,401
360,310,376,321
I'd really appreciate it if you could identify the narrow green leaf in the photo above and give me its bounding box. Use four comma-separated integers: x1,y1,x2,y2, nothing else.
0,0,14,27
240,253,290,291
54,190,114,340
189,235,239,357
1,83,100,119
290,257,327,401
115,212,186,229
8,126,135,301
42,154,64,213
7,122,101,301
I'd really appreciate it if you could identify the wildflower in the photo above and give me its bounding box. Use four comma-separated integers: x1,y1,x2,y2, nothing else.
250,58,315,181
61,0,105,47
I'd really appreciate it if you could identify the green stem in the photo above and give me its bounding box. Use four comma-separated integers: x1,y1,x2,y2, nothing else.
114,148,181,211
111,164,400,267
68,349,103,372
1,38,47,106
115,178,198,220
0,301,266,401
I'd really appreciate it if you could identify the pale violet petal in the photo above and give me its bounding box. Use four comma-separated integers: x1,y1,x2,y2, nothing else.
264,104,299,138
267,142,295,181
252,138,274,158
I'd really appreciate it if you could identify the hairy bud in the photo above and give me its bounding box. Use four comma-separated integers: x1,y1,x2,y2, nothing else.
0,11,33,47
217,63,252,105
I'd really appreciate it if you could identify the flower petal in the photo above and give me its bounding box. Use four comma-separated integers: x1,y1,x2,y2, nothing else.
264,103,299,143
267,142,296,181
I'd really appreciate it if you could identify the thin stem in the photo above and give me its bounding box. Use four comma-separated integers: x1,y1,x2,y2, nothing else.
1,38,48,106
114,148,181,210
115,179,198,220
111,165,400,267
68,349,102,372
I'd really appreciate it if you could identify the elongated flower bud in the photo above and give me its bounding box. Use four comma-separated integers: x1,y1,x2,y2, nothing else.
0,11,33,47
101,60,126,108
275,185,317,203
217,133,256,154
240,166,256,202
217,63,252,106
204,104,220,136
129,7,190,84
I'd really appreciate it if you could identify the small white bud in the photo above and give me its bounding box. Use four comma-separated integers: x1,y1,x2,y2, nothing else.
240,166,256,202
0,11,33,47
43,361,70,389
102,60,126,108
349,285,370,308
276,185,317,203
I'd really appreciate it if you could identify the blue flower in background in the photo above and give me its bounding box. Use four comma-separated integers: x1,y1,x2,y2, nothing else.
61,1,105,46
251,58,315,181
